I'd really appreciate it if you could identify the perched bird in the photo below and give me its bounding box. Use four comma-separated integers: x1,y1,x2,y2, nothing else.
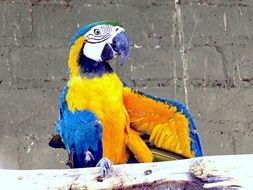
49,20,203,176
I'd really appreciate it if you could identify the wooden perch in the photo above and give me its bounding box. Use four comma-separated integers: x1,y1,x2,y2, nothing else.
1,155,252,189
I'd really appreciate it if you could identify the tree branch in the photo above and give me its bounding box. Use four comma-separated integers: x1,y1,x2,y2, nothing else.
1,155,252,189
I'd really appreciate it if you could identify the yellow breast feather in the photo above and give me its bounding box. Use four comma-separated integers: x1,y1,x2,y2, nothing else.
66,73,130,164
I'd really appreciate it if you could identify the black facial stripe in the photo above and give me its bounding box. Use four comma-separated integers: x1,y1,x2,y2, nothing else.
86,34,111,44
85,36,110,44
86,32,110,40
87,32,110,39
86,34,104,39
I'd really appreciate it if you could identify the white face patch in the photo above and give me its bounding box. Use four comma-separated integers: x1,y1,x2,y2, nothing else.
82,25,125,62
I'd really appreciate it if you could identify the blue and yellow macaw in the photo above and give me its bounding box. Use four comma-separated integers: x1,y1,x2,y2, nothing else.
49,21,203,176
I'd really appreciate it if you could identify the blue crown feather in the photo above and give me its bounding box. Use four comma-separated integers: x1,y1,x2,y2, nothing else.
69,20,120,46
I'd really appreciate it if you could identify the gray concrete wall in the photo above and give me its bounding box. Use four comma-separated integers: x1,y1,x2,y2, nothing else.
0,0,252,169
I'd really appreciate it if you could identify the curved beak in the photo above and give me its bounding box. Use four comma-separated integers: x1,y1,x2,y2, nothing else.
111,31,130,66
101,31,130,65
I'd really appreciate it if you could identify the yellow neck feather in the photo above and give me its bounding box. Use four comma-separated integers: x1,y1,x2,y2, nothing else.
68,36,85,78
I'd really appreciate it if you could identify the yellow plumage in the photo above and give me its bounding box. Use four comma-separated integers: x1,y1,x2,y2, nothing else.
65,29,198,164
68,36,85,78
66,39,153,164
123,87,195,158
66,73,127,164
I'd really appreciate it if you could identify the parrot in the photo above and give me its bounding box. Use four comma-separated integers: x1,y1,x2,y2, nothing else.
49,20,203,177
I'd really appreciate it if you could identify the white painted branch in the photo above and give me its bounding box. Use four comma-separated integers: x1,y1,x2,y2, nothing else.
1,155,253,189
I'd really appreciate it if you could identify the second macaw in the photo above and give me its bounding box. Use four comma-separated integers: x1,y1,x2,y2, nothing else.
49,21,203,176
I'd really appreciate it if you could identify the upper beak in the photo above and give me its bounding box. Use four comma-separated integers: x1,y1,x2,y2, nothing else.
111,31,130,66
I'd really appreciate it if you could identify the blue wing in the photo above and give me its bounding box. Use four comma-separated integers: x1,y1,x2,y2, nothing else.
56,86,103,168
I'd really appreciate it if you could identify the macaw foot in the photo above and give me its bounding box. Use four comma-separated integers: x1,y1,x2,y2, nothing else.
66,148,74,168
96,158,113,178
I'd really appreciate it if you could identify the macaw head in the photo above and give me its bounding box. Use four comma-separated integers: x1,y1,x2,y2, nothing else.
68,21,129,77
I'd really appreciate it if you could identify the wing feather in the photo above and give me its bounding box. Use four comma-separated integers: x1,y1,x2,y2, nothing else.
123,86,203,158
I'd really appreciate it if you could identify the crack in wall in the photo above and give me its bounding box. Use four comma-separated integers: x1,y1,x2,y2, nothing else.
174,0,189,108
171,12,178,99
214,45,235,87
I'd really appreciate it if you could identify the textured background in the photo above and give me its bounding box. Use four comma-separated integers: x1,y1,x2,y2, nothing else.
0,0,252,169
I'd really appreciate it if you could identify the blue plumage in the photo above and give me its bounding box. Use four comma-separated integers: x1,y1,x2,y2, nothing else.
56,86,103,168
79,49,113,78
69,22,99,46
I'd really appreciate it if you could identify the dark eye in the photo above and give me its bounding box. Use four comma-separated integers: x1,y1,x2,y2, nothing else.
94,29,101,35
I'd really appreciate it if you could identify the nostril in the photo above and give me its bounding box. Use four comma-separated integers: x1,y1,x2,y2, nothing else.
116,27,119,31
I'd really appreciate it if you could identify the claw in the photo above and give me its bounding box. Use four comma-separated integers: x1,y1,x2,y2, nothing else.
96,158,113,177
84,151,95,162
84,151,95,165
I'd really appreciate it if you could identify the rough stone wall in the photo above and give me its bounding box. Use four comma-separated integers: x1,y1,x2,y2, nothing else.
0,0,252,169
